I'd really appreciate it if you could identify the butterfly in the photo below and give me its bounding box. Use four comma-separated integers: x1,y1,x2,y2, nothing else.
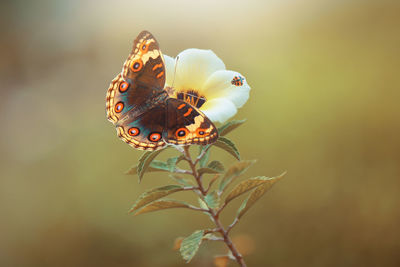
106,31,218,151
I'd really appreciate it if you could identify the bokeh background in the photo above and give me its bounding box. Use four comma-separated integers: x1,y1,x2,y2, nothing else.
1,0,399,266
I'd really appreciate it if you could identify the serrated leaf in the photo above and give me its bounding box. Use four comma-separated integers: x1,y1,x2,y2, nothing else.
208,160,225,172
129,185,185,213
133,199,194,216
137,151,152,173
125,165,139,175
180,230,205,262
218,119,246,136
219,160,256,193
198,197,209,210
225,173,285,204
214,137,240,161
198,160,225,176
237,173,285,219
203,233,222,242
167,156,180,172
127,160,174,175
207,174,220,190
125,160,171,175
204,191,220,209
149,160,170,170
137,149,167,182
199,146,210,168
169,174,193,186
202,233,219,240
197,197,212,217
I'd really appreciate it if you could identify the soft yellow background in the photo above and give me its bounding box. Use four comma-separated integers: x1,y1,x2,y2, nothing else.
1,0,399,266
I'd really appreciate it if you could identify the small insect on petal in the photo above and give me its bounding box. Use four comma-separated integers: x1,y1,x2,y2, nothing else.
231,75,244,86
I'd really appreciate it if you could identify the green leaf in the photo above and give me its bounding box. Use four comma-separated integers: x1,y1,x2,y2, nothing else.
125,160,171,175
218,119,246,136
219,160,256,193
198,197,212,218
180,230,205,262
149,160,170,171
125,165,139,175
137,149,167,182
198,197,209,210
237,172,285,219
202,233,220,241
167,156,180,172
133,199,195,216
207,174,220,190
208,160,225,172
204,191,220,210
214,137,240,161
137,151,152,173
169,174,193,186
197,160,224,176
199,146,210,168
129,185,185,213
225,173,286,204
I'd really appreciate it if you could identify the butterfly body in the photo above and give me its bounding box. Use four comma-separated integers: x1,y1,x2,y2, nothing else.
106,31,218,151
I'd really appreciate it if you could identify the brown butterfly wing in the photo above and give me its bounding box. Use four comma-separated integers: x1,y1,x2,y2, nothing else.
122,30,166,89
107,31,218,150
163,98,219,146
106,31,166,124
106,31,168,150
115,102,167,151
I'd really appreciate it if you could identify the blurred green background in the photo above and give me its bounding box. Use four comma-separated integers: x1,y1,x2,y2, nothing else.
1,0,399,266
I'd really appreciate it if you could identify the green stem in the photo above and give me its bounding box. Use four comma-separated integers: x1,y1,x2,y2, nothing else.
182,146,247,267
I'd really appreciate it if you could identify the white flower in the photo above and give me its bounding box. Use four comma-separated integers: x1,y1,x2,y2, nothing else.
163,49,251,123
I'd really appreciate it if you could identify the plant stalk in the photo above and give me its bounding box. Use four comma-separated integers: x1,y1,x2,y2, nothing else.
182,146,247,267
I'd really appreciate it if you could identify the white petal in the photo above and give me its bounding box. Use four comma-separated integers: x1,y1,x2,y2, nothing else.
202,70,251,108
173,49,226,91
163,54,175,87
201,98,237,123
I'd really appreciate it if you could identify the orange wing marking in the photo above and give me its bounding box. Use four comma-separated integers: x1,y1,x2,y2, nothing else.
156,71,164,79
152,63,163,71
183,108,193,117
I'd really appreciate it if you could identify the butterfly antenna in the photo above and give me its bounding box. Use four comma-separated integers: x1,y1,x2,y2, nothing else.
171,56,179,88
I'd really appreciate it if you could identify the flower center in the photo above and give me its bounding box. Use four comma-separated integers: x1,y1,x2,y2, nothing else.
176,89,206,108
